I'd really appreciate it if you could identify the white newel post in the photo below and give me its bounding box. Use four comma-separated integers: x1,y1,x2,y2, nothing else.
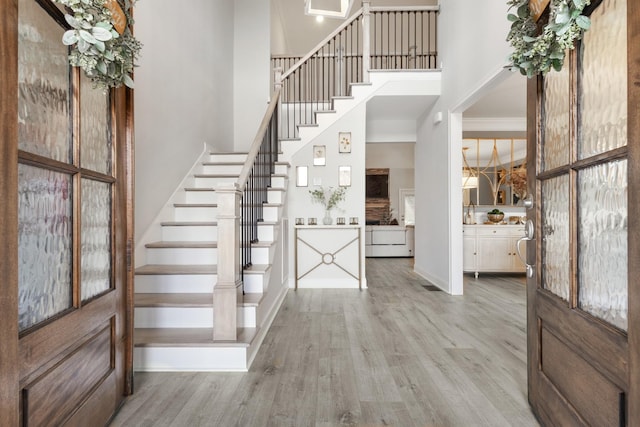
362,0,371,83
214,182,242,341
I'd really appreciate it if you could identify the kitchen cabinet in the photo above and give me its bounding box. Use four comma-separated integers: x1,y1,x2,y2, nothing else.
365,225,414,257
463,225,526,277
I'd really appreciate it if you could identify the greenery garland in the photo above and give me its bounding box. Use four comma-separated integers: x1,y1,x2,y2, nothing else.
506,0,591,77
53,0,142,89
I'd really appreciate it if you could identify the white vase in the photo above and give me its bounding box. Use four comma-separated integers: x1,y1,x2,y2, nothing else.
323,210,333,225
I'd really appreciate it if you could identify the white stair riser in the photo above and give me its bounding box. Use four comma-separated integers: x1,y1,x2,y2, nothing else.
162,225,217,242
195,176,237,187
251,246,272,265
135,307,213,328
274,164,288,175
263,205,280,222
243,275,265,293
238,306,256,328
146,247,217,265
271,176,286,188
202,164,243,174
257,224,275,242
134,347,248,372
267,190,283,204
174,206,217,222
135,274,216,293
209,154,247,163
184,191,217,204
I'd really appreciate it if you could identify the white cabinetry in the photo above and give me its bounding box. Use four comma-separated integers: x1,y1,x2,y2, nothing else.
365,226,414,257
463,225,526,277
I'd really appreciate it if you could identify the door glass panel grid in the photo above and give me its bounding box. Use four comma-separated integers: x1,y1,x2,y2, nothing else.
542,54,570,172
81,178,113,302
577,0,627,160
577,159,628,331
540,174,570,302
80,73,112,175
17,0,72,164
18,164,73,332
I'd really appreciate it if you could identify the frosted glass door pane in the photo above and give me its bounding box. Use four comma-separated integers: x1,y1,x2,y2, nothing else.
81,179,112,301
578,160,628,331
578,0,627,159
541,175,570,301
542,56,570,171
18,164,73,331
80,74,112,174
18,0,71,163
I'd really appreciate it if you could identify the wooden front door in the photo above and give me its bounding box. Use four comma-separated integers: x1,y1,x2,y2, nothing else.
526,0,640,424
0,0,134,425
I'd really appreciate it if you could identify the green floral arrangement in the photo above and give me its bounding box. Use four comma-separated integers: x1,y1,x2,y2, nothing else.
309,186,347,211
506,0,591,77
54,0,142,89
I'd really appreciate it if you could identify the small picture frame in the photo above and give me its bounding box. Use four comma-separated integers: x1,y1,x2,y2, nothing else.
313,145,326,166
339,132,351,153
308,217,317,226
296,166,308,187
336,217,346,225
339,165,351,187
349,217,359,225
295,218,305,225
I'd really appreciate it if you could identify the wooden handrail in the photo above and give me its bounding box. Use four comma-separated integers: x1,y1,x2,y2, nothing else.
279,5,440,81
280,7,364,81
370,6,439,12
237,88,281,192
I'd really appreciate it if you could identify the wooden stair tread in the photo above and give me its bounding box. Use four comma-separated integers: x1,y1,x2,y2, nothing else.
243,264,270,274
193,174,239,178
173,203,217,207
202,162,244,166
145,241,217,248
136,293,213,307
242,293,263,306
160,221,217,226
183,188,216,192
134,327,257,347
135,264,217,275
251,241,274,248
209,152,248,155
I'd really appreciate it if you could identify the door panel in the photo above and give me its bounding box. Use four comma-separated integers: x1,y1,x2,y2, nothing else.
10,0,133,424
527,0,636,424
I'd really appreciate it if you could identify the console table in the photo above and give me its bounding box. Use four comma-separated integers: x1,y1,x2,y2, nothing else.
294,225,363,289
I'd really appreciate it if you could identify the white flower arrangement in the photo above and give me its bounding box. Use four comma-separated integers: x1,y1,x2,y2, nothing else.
506,0,591,77
54,0,142,89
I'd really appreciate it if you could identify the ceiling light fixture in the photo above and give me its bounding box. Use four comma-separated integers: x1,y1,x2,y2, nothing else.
305,0,354,19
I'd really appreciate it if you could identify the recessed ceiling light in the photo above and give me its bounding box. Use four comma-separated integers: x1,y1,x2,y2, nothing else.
316,15,324,23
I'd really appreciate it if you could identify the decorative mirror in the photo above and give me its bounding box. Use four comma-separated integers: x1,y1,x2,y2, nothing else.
462,138,527,206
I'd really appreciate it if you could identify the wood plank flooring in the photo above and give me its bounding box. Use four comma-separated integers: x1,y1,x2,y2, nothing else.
110,258,539,427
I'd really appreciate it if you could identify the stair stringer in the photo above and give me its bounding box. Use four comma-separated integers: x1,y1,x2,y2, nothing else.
134,142,213,268
280,70,442,161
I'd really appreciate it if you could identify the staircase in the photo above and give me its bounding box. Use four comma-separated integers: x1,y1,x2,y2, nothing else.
133,152,289,371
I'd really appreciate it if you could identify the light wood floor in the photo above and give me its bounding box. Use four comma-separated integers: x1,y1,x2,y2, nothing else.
110,258,540,427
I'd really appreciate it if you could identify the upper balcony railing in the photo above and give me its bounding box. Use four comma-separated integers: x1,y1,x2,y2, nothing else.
272,2,439,139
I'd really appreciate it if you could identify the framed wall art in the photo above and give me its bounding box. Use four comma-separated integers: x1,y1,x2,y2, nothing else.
339,132,351,153
313,145,326,166
339,165,351,187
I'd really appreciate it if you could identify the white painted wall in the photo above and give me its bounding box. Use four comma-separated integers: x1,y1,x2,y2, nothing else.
234,0,271,151
366,142,415,219
134,0,235,240
287,103,367,288
413,0,515,294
